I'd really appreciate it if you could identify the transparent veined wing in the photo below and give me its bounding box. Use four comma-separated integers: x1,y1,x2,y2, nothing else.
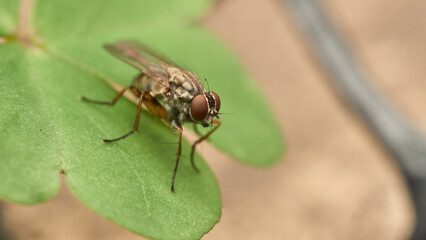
118,41,181,68
104,41,177,86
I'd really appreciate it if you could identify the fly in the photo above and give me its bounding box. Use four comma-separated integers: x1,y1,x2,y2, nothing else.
81,41,221,192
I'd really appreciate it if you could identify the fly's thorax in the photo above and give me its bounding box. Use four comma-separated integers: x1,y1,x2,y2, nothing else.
161,67,203,122
167,67,204,98
163,93,192,125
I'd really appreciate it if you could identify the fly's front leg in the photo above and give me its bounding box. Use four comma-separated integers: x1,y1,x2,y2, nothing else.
192,123,201,136
171,122,183,193
190,120,221,173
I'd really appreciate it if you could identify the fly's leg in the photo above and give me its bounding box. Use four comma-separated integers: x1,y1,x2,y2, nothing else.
81,85,140,105
81,86,151,143
102,91,145,143
193,123,201,136
171,125,183,193
190,120,221,173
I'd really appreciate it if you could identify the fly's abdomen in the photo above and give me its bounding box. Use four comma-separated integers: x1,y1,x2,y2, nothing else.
132,73,167,98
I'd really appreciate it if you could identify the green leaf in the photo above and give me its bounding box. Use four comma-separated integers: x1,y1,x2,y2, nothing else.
0,0,284,239
0,44,62,204
37,51,221,240
1,42,221,239
33,0,212,41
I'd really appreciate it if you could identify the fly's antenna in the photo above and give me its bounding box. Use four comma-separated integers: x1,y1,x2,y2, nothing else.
204,78,211,92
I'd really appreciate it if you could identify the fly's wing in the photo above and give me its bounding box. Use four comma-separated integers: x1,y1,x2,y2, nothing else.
119,41,181,68
119,42,207,94
104,41,177,88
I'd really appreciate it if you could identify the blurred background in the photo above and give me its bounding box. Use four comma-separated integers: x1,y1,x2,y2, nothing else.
2,0,426,239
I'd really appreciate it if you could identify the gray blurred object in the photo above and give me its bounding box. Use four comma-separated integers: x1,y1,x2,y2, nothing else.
0,206,15,240
282,0,426,239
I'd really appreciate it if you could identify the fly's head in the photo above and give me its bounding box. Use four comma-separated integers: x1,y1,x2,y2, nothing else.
189,92,221,127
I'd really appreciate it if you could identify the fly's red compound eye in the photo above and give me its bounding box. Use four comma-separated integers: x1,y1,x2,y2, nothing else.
190,95,208,122
211,92,221,112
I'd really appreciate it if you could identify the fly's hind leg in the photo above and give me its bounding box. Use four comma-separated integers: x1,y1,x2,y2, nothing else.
81,86,141,106
101,90,146,143
82,86,153,143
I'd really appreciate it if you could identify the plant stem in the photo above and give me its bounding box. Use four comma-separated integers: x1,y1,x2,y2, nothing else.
17,0,33,45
